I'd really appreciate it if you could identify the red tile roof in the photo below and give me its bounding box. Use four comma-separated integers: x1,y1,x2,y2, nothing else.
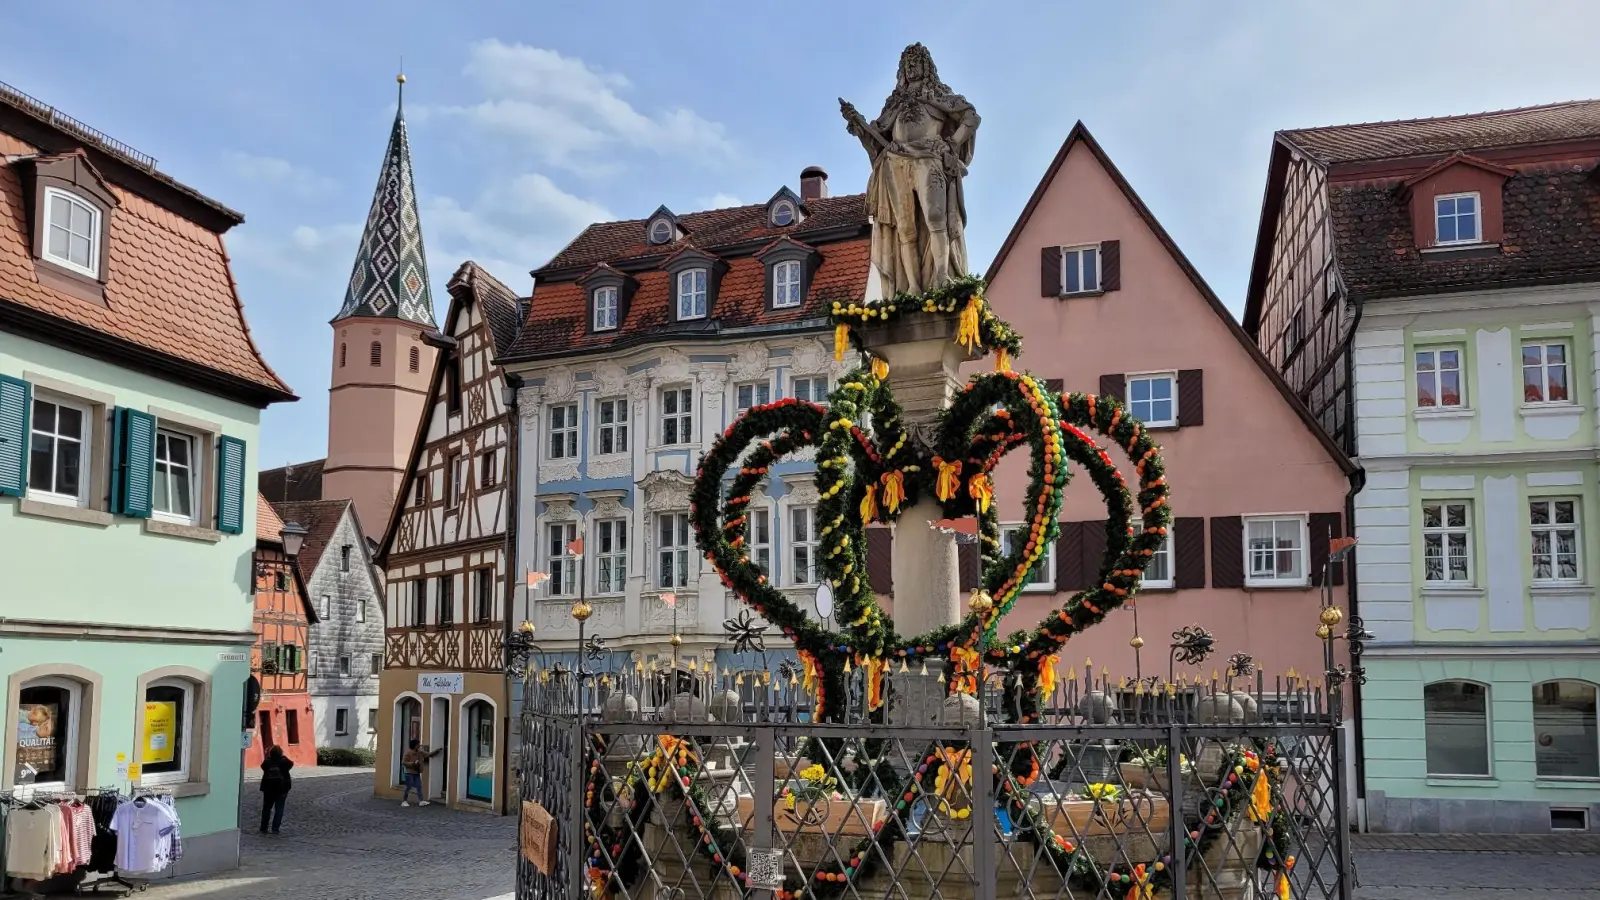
539,194,867,273
0,136,294,404
448,260,524,355
271,499,359,583
1281,99,1600,165
256,492,285,543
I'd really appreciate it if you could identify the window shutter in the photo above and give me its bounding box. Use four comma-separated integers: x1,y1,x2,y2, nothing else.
0,375,31,497
1309,512,1344,587
866,527,894,594
957,538,981,592
1210,516,1244,588
216,435,247,534
112,408,156,518
1041,246,1063,296
1098,374,1125,403
1055,521,1086,591
1043,378,1064,396
1100,240,1121,291
1174,517,1206,589
1177,369,1204,427
1081,521,1109,589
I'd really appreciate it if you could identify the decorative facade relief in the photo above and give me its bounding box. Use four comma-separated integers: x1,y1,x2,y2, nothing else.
594,361,627,397
587,456,631,480
518,386,543,433
779,474,821,507
590,492,629,521
657,349,691,384
640,470,695,511
540,459,580,483
545,366,577,403
789,339,830,376
541,495,578,522
730,342,771,381
643,590,698,633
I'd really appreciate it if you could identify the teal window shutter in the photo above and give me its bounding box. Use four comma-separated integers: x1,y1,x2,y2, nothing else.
113,408,156,518
217,435,246,534
0,376,31,497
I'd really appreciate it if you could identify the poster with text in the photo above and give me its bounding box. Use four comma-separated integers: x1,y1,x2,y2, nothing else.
142,701,176,765
15,704,59,780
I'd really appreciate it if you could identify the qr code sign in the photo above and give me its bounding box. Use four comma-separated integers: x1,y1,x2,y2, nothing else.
745,848,785,891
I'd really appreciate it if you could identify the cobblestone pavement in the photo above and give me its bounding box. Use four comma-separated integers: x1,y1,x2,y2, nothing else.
139,770,514,900
1354,834,1600,900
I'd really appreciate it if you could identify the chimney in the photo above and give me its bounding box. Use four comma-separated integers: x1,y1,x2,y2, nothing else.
800,166,829,202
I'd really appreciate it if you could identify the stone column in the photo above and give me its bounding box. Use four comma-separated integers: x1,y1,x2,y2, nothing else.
857,315,982,724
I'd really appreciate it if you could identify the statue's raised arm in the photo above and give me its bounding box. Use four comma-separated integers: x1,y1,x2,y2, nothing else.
850,43,978,297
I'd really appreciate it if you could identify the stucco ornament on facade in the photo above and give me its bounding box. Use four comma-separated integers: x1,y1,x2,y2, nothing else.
544,366,577,403
517,386,543,433
730,342,771,381
788,340,831,377
590,492,628,521
656,349,691,384
593,361,627,397
639,470,694,511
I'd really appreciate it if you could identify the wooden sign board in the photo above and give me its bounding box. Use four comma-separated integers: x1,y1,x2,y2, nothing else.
521,800,557,874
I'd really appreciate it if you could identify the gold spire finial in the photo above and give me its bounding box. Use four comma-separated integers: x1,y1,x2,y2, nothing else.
397,72,407,85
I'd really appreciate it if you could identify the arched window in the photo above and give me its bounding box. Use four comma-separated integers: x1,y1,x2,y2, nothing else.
141,678,197,785
370,341,382,367
15,677,82,789
1534,680,1598,779
409,346,420,373
463,699,496,801
340,343,347,368
1423,680,1490,776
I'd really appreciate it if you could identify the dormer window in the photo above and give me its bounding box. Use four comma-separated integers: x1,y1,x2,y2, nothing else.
593,286,619,330
773,261,803,308
771,201,796,227
755,237,820,312
1435,193,1480,245
677,269,708,320
650,219,674,244
764,187,805,229
43,188,100,277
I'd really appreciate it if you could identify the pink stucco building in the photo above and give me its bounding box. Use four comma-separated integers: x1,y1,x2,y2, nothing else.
973,124,1355,690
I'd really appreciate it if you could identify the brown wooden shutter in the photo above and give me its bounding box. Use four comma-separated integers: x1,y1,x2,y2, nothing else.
1055,521,1086,591
1210,516,1244,588
1099,374,1125,402
1100,240,1121,292
1177,369,1204,427
866,527,894,594
1081,521,1109,589
1309,512,1344,587
1041,246,1063,296
1174,517,1206,589
958,538,981,592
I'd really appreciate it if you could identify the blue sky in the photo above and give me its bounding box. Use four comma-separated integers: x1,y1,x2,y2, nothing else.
10,1,1600,467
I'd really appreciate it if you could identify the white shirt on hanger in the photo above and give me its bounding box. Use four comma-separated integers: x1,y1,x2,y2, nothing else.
110,798,178,874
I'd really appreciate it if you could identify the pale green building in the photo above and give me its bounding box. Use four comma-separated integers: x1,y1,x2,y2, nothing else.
0,82,295,878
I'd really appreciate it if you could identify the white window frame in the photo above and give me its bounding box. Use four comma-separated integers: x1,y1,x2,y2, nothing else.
370,653,382,676
1243,515,1309,588
334,708,350,737
547,521,579,597
595,397,629,456
1060,244,1101,295
773,260,803,308
41,186,100,277
750,507,772,576
659,386,693,446
595,518,628,595
1422,500,1474,584
1434,192,1481,246
339,656,351,677
789,506,819,587
1143,526,1174,589
547,403,579,460
356,598,367,623
771,201,796,228
792,376,829,405
26,393,92,508
592,286,619,331
736,380,772,414
449,456,468,506
1530,497,1583,583
650,219,673,244
1521,341,1573,406
152,428,200,525
138,678,195,787
15,676,81,792
677,268,708,320
1124,372,1177,428
1415,346,1466,409
1001,523,1055,591
657,512,691,590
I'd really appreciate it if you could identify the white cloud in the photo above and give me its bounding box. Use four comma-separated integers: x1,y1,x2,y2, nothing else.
423,174,615,283
699,193,743,209
227,221,362,284
428,39,734,174
222,151,337,196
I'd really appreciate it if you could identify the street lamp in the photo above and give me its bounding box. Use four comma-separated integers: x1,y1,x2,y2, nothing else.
280,521,308,559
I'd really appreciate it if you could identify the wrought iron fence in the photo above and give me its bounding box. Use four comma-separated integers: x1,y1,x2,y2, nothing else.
516,664,1349,900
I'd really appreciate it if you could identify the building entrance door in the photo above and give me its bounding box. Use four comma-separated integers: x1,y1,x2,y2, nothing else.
428,695,450,801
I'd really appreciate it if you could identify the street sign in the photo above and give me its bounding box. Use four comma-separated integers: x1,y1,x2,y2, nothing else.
419,673,465,694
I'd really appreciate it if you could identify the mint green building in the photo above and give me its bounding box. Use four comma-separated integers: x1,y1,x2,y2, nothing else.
0,84,295,878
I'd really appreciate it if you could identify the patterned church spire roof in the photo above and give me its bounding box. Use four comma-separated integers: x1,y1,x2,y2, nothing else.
333,77,436,327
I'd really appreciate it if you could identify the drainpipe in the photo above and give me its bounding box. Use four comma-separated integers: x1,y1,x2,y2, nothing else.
499,376,521,816
1343,300,1370,832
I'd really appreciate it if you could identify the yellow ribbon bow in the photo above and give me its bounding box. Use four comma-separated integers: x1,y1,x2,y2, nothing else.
934,459,963,502
860,483,879,523
956,296,981,352
1250,769,1273,823
880,470,906,514
995,348,1011,373
1038,654,1060,698
967,471,993,514
871,356,889,380
833,323,850,362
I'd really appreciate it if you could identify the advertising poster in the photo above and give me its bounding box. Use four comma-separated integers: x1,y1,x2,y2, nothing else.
15,704,59,780
142,701,177,765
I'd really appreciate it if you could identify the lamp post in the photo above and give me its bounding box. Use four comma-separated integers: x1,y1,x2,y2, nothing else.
1317,538,1365,718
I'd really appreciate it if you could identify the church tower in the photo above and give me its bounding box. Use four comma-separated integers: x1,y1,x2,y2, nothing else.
325,75,438,539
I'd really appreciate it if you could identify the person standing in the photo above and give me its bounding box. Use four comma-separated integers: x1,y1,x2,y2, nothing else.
399,739,441,807
259,745,294,834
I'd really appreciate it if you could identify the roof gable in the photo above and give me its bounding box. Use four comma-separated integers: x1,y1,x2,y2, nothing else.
1400,152,1515,192
1281,99,1600,165
987,122,1352,474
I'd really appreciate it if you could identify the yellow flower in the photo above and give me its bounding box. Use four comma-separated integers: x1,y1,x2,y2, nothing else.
1083,783,1122,802
799,764,834,787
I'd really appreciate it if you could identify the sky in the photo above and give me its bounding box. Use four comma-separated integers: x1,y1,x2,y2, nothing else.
10,1,1600,467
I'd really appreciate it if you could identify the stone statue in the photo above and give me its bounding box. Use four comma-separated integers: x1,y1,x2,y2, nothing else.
841,43,980,297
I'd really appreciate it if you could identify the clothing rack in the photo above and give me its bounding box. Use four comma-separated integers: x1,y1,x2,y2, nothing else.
0,787,144,899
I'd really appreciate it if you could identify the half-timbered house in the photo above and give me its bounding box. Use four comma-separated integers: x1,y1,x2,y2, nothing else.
250,495,319,768
373,261,521,812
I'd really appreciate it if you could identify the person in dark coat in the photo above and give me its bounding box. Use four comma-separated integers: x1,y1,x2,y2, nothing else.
259,745,293,834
